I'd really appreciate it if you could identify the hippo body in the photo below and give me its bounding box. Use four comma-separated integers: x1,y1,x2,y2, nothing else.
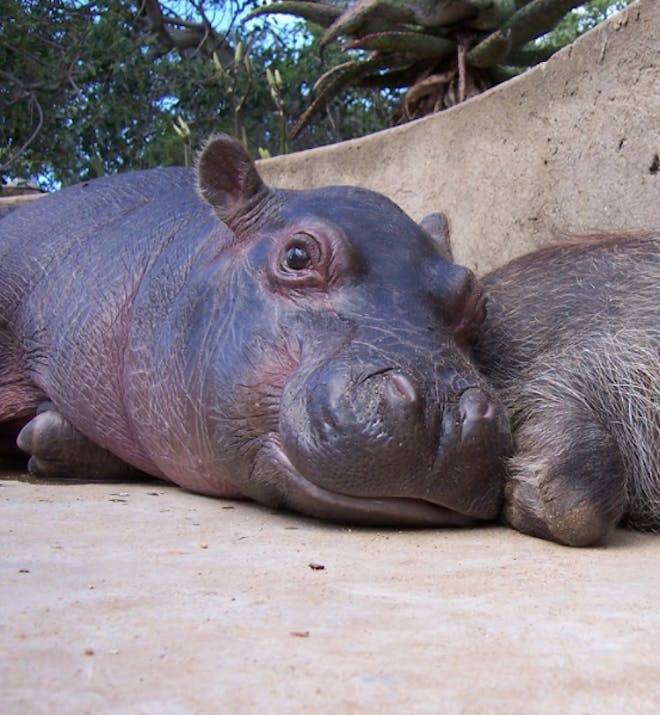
0,136,510,526
475,234,660,546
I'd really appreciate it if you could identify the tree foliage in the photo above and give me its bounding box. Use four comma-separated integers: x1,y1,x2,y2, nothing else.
1,0,633,187
1,0,398,186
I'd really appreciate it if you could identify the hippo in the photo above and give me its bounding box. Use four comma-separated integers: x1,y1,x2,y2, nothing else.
0,134,510,527
473,232,660,546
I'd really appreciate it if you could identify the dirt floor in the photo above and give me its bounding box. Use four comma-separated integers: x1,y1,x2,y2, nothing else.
2,466,659,714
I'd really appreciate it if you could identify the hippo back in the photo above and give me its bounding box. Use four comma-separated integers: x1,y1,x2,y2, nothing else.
0,167,199,316
0,166,229,473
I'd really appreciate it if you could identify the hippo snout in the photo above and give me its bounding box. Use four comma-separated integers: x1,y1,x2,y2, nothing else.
308,367,426,442
278,361,509,521
282,365,434,492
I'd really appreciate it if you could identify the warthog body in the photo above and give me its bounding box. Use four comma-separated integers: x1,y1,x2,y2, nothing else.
475,234,659,545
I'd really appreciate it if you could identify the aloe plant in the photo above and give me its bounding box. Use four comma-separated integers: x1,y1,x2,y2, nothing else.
249,0,633,137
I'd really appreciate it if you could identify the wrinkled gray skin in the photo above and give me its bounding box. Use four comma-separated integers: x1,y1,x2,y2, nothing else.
474,234,660,546
0,135,510,527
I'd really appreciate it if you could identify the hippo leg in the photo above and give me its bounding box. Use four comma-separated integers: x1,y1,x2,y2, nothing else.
16,402,146,481
503,400,627,547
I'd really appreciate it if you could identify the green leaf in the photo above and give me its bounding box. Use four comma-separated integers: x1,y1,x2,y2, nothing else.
346,31,455,60
247,1,342,28
294,54,388,137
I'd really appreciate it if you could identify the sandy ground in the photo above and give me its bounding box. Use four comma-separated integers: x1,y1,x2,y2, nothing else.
2,467,659,714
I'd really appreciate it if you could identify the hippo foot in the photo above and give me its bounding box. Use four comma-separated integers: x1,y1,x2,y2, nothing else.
504,403,626,547
17,402,145,481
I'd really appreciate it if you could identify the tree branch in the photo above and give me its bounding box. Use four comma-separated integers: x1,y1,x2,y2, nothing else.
135,0,233,64
0,94,44,174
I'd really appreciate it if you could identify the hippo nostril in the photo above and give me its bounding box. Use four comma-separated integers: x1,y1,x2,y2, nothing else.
458,388,497,440
459,387,492,418
384,372,419,406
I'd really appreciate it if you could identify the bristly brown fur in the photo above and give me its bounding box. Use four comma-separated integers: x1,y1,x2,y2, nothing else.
476,233,660,545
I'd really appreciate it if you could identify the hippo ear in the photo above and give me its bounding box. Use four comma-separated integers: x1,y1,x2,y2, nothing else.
446,267,487,346
420,212,453,262
196,134,269,231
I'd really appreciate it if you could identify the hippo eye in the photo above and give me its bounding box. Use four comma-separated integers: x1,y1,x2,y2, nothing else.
269,231,331,290
286,244,311,270
279,234,323,276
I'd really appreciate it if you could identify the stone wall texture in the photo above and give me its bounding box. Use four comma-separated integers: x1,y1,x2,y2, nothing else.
259,0,660,274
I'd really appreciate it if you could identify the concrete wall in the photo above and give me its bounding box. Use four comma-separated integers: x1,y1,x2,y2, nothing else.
0,190,44,219
259,0,659,274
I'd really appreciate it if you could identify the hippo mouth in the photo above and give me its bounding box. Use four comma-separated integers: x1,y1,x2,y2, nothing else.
249,433,495,527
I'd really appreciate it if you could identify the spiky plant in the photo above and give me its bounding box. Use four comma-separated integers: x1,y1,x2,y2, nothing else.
249,0,633,137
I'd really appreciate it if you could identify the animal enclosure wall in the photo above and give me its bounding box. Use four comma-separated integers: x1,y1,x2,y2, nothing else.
259,0,659,275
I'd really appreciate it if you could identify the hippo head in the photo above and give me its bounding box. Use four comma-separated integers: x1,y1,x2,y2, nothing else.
182,135,511,526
